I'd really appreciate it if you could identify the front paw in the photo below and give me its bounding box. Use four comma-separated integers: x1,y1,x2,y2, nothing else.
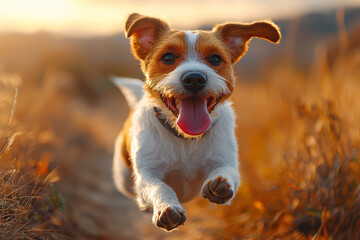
202,176,233,204
153,205,186,231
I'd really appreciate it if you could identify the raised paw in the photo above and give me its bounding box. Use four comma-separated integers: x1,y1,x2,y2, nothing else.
202,176,233,204
153,206,186,231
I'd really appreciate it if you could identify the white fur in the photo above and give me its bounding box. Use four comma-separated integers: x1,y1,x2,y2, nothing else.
113,29,240,231
185,31,199,60
113,91,240,226
113,133,136,198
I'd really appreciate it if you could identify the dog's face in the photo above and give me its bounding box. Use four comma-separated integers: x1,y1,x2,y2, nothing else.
125,13,280,138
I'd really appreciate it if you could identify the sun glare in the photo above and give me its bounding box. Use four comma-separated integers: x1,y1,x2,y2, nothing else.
1,0,73,31
0,0,359,36
0,0,127,35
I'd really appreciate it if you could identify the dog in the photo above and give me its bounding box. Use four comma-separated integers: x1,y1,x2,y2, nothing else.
113,13,281,231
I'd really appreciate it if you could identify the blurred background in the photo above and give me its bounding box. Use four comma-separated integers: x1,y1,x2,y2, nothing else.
0,1,360,239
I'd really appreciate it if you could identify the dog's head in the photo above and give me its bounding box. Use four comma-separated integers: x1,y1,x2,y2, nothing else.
125,13,280,138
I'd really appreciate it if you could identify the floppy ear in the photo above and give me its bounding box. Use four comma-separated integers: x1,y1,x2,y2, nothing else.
125,13,170,60
213,20,281,63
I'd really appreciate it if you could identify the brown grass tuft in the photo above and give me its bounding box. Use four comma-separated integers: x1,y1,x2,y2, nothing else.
173,22,360,240
0,73,66,239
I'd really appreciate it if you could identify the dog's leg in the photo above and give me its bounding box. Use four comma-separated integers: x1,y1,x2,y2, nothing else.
135,170,186,231
113,134,135,198
202,165,240,204
200,103,240,204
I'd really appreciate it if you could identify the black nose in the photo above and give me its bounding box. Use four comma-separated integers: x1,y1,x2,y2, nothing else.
181,72,207,93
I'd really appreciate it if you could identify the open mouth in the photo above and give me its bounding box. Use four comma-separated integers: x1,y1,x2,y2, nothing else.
160,95,222,136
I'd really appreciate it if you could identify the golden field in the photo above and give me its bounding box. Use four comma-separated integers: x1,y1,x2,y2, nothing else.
0,9,359,240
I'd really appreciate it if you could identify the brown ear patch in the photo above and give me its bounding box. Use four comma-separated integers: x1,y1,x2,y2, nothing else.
125,13,170,60
213,20,281,63
125,13,143,37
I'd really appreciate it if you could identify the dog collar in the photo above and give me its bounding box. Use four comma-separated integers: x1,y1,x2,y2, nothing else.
153,107,214,140
153,107,187,139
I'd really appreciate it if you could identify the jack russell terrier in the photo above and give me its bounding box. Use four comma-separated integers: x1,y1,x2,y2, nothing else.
113,13,280,231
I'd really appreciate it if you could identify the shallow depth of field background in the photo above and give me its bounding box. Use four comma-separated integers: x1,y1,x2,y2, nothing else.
0,1,360,239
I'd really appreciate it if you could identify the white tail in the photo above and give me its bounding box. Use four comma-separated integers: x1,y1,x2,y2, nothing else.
112,76,144,109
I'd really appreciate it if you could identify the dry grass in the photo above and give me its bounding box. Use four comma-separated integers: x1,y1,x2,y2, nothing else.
180,24,360,240
0,74,66,239
0,163,60,239
0,11,359,240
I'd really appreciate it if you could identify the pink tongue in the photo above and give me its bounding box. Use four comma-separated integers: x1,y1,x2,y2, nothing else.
177,96,212,136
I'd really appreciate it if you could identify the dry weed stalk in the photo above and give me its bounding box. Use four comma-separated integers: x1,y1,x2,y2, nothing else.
0,72,66,239
286,101,360,239
0,163,47,239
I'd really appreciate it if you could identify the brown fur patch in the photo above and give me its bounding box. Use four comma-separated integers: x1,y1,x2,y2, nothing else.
119,112,133,168
124,14,280,139
144,30,186,87
144,30,236,98
212,20,281,63
196,32,236,93
125,13,170,60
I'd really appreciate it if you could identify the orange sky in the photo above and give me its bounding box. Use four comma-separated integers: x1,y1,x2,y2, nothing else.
0,0,359,36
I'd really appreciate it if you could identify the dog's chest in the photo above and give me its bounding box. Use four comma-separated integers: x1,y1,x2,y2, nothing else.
163,167,205,203
156,138,214,202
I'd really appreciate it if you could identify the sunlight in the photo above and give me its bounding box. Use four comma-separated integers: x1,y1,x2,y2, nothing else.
0,0,359,36
0,0,263,35
0,0,126,35
0,0,73,31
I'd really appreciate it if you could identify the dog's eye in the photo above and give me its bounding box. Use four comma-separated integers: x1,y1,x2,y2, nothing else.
207,54,222,66
161,52,176,65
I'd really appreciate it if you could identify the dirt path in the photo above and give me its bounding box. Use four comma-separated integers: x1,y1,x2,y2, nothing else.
54,94,173,239
49,86,223,239
58,148,152,239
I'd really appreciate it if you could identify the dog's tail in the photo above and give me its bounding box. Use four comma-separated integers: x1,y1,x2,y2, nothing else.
112,76,144,109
